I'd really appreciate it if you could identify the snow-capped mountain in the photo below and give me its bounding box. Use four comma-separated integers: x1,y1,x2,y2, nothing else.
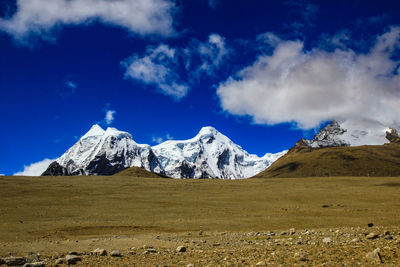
295,119,396,149
43,125,162,176
152,126,286,178
42,125,287,179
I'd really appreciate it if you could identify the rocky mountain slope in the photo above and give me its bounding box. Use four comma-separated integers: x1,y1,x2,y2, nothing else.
292,120,393,150
254,121,400,178
42,125,286,179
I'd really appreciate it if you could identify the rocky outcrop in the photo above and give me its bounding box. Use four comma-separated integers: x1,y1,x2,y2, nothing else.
289,120,398,153
42,161,70,176
386,129,400,143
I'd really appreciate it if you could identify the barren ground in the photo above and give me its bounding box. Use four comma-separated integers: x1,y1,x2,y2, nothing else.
1,175,399,266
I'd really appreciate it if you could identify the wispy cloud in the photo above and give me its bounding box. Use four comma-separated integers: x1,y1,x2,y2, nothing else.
0,0,176,45
105,109,116,125
14,158,55,176
122,44,189,99
122,34,230,99
59,80,77,98
66,81,77,89
217,27,400,130
152,133,173,144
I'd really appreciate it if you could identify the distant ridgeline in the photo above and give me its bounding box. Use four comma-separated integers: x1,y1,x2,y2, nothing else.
42,125,286,179
42,121,400,179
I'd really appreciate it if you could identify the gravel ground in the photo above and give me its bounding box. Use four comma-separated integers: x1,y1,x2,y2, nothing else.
1,226,399,266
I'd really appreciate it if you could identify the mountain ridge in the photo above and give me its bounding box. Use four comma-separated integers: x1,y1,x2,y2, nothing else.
42,125,286,179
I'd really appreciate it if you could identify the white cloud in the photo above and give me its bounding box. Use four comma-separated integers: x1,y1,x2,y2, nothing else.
0,174,5,176
217,27,400,130
122,44,189,99
14,158,55,176
105,109,116,125
0,0,176,43
194,33,229,76
123,34,229,99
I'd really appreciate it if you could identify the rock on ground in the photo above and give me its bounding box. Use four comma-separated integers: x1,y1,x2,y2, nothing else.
110,250,121,257
176,246,187,252
23,262,45,267
92,248,107,256
4,256,26,266
65,254,81,265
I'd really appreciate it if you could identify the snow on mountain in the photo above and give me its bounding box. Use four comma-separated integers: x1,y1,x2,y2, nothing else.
42,125,286,179
43,125,162,176
299,119,394,148
152,126,286,179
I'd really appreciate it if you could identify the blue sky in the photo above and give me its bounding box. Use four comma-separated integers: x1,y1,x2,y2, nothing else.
1,0,400,175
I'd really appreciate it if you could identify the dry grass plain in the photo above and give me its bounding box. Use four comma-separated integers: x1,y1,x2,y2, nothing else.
1,175,400,266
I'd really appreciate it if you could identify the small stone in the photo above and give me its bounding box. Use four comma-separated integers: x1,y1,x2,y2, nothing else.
26,253,40,263
92,248,107,256
266,231,275,236
368,223,374,227
110,250,121,257
0,258,5,265
384,231,390,235
176,246,187,252
199,230,203,236
23,262,45,267
144,248,157,254
187,264,194,267
366,233,379,239
67,251,79,256
294,252,308,261
256,261,266,266
366,248,382,263
280,231,287,236
289,228,296,235
350,238,360,243
322,237,332,244
322,204,329,208
55,258,64,265
4,256,26,266
65,254,81,265
385,236,393,240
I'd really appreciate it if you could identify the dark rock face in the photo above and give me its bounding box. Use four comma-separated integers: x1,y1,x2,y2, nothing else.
288,121,349,153
217,149,230,169
178,161,196,178
313,121,346,143
289,138,313,153
86,154,125,175
147,150,163,173
42,161,69,176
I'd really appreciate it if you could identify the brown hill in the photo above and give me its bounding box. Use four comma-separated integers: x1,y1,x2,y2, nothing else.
254,143,400,178
113,167,167,178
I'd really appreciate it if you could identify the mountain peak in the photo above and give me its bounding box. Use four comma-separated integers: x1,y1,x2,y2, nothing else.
197,126,220,137
81,124,105,139
104,127,133,139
